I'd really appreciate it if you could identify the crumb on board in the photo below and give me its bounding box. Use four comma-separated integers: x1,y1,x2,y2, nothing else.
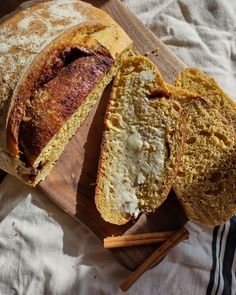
144,47,159,56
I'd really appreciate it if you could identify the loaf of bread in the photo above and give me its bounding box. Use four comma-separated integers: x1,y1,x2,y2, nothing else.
0,0,132,185
176,68,236,130
167,84,236,226
95,56,186,225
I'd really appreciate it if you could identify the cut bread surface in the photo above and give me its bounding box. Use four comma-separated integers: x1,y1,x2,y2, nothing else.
167,85,236,226
95,56,186,225
19,47,114,166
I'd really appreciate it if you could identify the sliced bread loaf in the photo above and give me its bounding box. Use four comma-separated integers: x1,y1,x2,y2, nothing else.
167,84,236,226
0,0,132,185
95,56,186,225
176,68,236,130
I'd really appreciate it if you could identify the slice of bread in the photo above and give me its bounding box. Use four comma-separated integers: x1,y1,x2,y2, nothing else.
176,68,236,130
167,84,236,226
95,56,186,225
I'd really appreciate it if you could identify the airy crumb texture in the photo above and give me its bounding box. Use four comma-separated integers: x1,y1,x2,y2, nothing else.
168,84,236,226
95,56,186,225
176,68,236,130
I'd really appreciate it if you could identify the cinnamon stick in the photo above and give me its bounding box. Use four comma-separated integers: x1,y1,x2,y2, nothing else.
104,231,175,248
120,227,189,292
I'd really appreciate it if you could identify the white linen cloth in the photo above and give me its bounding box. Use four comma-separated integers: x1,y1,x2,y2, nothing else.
0,0,236,294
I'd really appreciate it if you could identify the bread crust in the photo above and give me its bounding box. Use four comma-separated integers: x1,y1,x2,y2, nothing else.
0,0,132,185
176,67,236,130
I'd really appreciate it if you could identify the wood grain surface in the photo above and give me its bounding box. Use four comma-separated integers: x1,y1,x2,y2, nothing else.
0,0,187,270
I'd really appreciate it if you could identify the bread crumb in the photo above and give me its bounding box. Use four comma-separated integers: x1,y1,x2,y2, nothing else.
144,47,159,56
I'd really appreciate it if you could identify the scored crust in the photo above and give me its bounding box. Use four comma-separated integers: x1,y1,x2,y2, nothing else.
0,0,132,185
167,84,236,226
95,56,186,225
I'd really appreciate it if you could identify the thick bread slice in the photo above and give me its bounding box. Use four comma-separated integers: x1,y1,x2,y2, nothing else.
95,56,186,225
176,68,236,129
0,0,132,185
167,84,236,226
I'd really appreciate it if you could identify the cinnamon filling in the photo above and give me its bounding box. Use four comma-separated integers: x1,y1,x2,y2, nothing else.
10,47,113,166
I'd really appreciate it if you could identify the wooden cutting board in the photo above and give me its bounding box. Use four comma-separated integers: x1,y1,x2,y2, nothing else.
1,0,187,271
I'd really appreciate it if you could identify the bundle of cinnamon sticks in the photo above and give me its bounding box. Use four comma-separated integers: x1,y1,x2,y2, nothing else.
103,227,189,292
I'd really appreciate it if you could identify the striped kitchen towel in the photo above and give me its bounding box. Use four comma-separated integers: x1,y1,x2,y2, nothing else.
207,218,236,295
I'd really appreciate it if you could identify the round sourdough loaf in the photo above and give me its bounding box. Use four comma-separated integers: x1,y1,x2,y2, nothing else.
0,0,132,185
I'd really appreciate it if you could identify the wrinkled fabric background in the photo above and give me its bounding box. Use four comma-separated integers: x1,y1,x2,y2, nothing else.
0,1,236,294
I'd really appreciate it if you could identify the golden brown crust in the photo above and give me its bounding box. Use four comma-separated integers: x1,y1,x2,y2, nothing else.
176,67,236,130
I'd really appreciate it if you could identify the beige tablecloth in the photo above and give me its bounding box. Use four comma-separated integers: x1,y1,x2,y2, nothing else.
0,0,236,294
